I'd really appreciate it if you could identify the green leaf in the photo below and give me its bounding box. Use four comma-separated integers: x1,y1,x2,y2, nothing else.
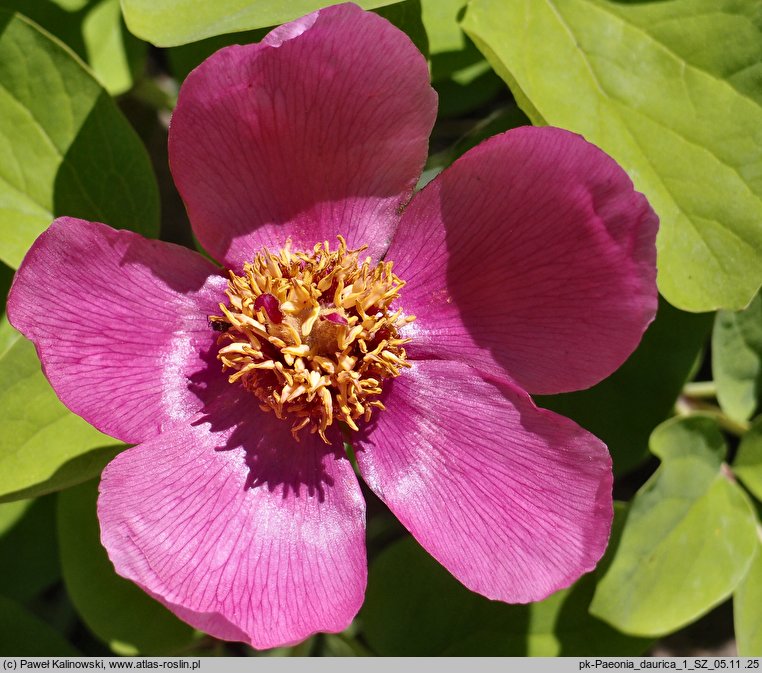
0,594,79,656
0,0,146,95
590,416,759,635
361,505,650,656
422,0,483,80
0,0,83,58
421,0,465,59
462,0,762,312
58,480,197,655
320,632,372,657
735,538,762,656
82,0,146,95
0,496,60,601
0,10,158,269
538,296,713,475
0,498,27,535
0,315,21,351
421,0,502,116
0,314,17,359
0,335,122,502
734,418,762,502
122,0,404,47
713,291,762,422
52,0,89,11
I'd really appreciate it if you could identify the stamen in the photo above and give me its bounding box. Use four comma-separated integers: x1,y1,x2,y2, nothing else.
209,236,413,443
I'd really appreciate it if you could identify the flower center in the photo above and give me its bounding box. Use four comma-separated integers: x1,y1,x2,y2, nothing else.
210,237,414,443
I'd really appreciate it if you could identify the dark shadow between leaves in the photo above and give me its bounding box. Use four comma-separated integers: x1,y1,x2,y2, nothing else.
0,2,84,54
0,260,13,312
54,90,159,244
362,535,532,656
538,298,713,475
0,10,12,40
57,92,221,293
554,504,653,656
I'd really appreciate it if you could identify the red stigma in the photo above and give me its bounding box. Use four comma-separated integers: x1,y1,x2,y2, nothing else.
254,293,283,324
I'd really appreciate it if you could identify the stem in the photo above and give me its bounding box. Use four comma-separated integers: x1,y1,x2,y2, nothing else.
675,396,751,437
682,380,717,400
334,633,373,657
130,75,178,112
289,637,315,657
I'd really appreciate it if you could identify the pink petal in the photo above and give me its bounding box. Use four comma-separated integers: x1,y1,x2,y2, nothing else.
356,359,613,603
7,217,228,444
389,127,658,395
169,3,436,268
98,415,366,650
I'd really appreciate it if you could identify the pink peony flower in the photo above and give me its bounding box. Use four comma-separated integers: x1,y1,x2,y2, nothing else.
7,3,657,650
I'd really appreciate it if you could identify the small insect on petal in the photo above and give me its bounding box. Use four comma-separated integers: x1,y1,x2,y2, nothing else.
210,318,231,332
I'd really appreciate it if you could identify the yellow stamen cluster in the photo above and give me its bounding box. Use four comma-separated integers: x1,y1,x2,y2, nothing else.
210,237,414,443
